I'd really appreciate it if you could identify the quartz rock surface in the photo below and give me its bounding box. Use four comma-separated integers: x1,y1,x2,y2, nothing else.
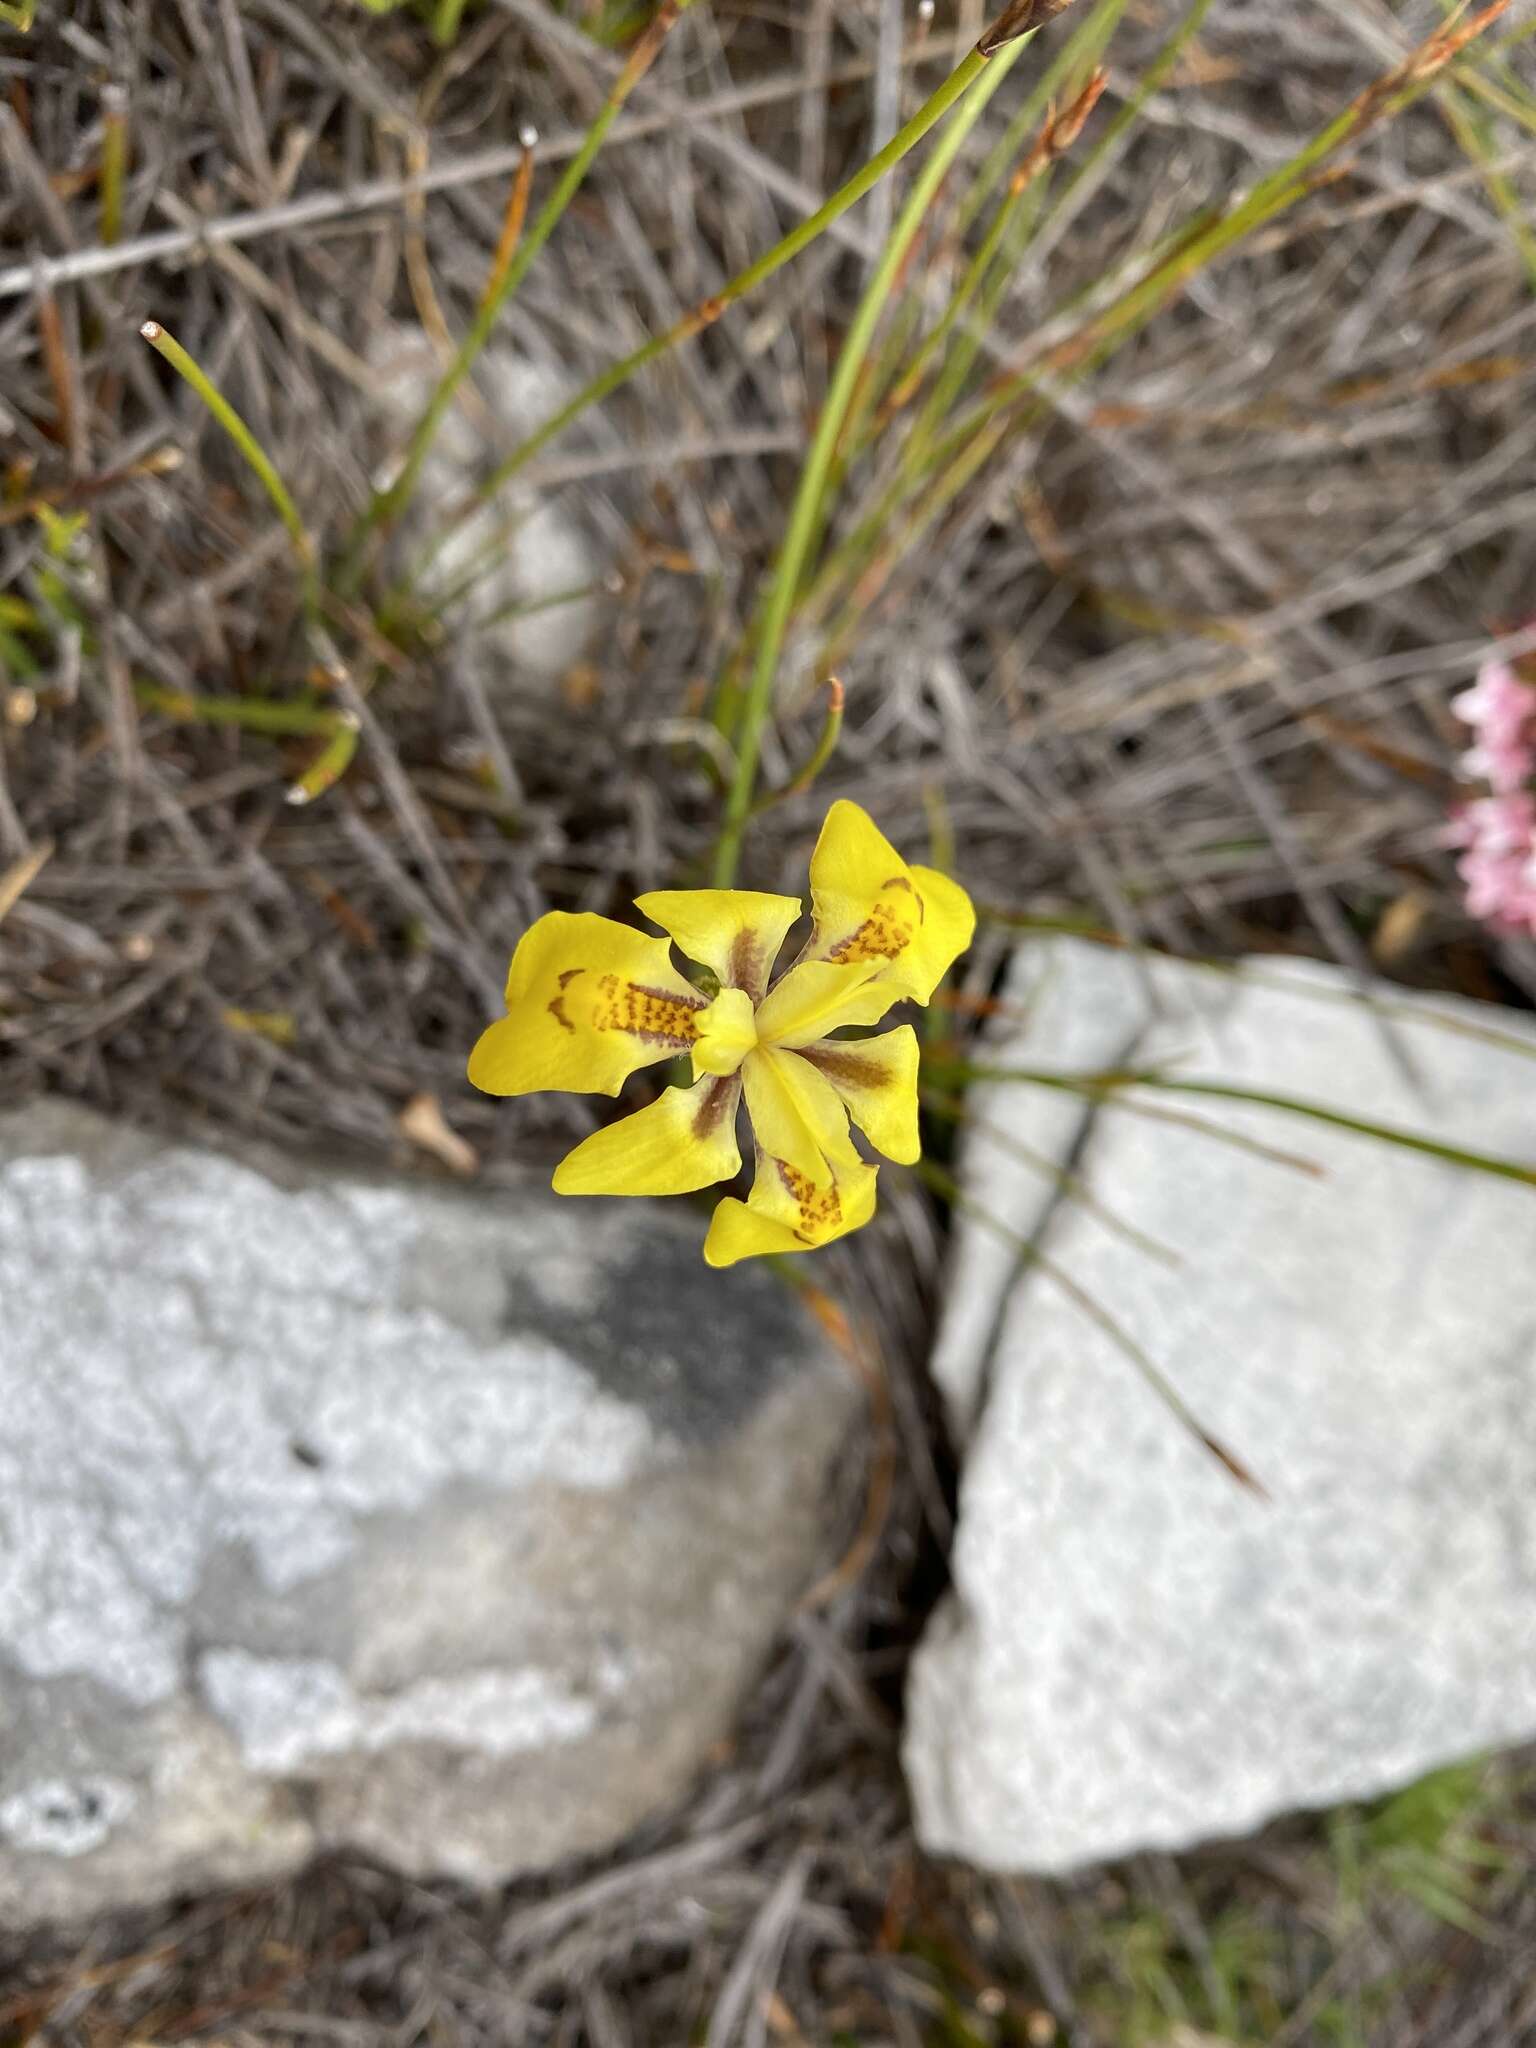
0,1101,859,1926
906,943,1536,1872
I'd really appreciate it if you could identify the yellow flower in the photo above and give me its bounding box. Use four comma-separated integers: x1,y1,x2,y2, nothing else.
467,800,974,1266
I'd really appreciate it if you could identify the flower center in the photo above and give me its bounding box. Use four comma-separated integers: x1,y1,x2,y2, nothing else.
691,986,758,1079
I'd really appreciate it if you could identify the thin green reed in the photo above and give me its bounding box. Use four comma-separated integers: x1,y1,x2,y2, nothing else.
797,0,1217,636
802,3,1514,664
709,36,1033,888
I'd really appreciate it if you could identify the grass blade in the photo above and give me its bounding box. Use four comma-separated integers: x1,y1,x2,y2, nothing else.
957,1062,1536,1189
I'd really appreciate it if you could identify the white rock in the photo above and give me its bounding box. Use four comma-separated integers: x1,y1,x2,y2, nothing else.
906,943,1536,1872
0,1102,859,1925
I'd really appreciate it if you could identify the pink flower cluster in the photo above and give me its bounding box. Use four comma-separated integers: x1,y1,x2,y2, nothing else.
1446,656,1536,935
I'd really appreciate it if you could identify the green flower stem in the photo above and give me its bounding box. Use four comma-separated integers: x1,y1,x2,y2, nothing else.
709,36,1029,889
139,319,319,621
340,0,697,592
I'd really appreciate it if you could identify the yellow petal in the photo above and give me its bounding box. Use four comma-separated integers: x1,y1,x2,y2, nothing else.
635,888,802,1000
692,986,758,1079
797,1025,920,1165
703,1150,879,1267
898,863,978,1005
468,910,706,1099
806,799,924,968
804,799,975,1004
552,1073,741,1196
740,1044,860,1189
752,958,901,1049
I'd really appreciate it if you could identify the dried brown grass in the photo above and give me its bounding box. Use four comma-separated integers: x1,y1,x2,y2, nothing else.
3,0,1536,2039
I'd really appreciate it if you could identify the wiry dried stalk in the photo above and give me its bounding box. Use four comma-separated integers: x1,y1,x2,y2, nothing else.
4,2,1536,2032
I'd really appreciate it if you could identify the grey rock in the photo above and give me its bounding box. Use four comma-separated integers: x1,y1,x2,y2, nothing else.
906,942,1536,1873
0,1102,859,1926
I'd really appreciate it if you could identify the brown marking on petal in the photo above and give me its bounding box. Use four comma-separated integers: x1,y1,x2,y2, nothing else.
728,925,763,998
547,965,585,1031
544,966,585,1032
797,1044,887,1090
692,1073,740,1142
635,980,707,1011
593,974,704,1046
774,1157,845,1244
888,874,923,926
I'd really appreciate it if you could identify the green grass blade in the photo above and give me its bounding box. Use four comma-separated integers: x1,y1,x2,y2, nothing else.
920,1155,1268,1492
709,35,1029,887
957,1062,1536,1189
140,319,318,620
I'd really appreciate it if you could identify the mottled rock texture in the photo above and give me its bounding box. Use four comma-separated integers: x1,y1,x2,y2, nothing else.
906,943,1536,1873
0,1101,859,1926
